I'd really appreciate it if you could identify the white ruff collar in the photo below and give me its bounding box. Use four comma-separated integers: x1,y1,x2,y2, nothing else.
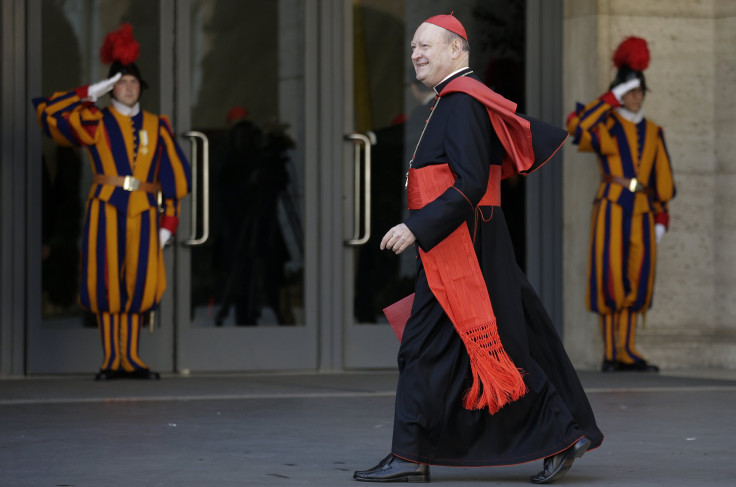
615,106,643,124
111,98,140,117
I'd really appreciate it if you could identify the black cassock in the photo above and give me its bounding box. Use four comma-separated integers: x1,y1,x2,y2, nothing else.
392,68,603,466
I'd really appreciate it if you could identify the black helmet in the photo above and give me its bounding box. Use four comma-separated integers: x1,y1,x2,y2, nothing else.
610,65,647,92
108,61,149,91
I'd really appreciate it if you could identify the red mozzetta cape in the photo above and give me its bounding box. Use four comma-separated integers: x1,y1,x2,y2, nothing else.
440,76,569,179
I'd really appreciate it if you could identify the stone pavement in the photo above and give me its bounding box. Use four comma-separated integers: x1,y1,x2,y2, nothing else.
1,369,735,486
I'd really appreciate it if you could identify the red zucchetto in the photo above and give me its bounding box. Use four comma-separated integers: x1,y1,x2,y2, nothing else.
424,13,468,41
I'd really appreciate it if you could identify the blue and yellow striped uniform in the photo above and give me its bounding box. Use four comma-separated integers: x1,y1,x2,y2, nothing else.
34,90,191,372
568,96,675,363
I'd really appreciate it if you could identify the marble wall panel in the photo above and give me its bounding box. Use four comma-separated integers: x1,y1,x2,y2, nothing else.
602,0,715,18
714,13,736,173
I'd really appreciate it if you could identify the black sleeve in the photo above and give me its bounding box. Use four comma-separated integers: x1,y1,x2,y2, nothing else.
404,94,502,251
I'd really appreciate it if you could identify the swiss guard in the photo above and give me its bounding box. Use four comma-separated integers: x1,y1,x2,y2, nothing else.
567,36,676,373
33,24,191,380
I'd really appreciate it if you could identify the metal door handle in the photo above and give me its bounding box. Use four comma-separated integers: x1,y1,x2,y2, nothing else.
183,131,210,246
344,133,371,246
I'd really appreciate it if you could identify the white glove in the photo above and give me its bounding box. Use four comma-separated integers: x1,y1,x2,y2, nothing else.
159,228,173,249
611,78,641,103
86,72,122,101
655,223,666,244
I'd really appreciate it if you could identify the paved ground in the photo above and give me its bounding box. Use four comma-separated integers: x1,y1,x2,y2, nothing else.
1,368,735,486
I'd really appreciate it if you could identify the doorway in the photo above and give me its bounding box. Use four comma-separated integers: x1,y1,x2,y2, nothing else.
21,0,552,375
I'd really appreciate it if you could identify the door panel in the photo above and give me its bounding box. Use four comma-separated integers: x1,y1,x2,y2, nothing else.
342,0,409,368
173,0,315,371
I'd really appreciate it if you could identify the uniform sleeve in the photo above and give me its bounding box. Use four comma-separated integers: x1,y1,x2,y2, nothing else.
649,127,676,228
405,95,502,251
566,95,618,154
32,89,103,147
157,115,192,233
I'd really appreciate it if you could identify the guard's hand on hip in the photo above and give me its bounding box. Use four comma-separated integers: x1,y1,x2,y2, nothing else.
655,223,666,244
380,224,416,255
159,228,172,249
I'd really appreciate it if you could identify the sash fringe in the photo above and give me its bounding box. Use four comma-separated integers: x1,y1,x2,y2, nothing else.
410,163,528,415
460,322,527,413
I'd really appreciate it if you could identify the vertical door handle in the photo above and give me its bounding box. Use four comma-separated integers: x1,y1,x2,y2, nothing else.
183,131,210,246
344,133,371,246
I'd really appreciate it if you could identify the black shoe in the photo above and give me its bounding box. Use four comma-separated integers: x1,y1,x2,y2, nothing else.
617,360,659,372
600,360,620,372
353,454,429,482
530,437,591,484
122,368,161,380
94,369,122,381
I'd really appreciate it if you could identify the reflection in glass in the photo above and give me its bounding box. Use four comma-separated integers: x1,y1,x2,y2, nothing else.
352,1,413,324
188,1,305,327
39,0,160,328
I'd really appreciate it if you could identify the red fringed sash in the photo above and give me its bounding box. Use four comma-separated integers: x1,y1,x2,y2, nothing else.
408,164,527,414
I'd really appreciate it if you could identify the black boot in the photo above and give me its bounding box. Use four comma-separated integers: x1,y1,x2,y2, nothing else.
530,437,591,484
353,454,429,482
94,369,122,381
121,368,161,380
600,360,620,372
618,360,659,372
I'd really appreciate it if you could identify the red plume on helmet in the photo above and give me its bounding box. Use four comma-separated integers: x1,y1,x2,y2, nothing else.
100,23,140,66
99,23,148,90
612,36,650,71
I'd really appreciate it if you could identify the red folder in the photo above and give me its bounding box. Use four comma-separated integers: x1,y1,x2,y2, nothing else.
382,293,415,342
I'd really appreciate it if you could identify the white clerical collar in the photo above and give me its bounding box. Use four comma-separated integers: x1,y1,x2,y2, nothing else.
111,98,140,117
615,106,643,124
434,67,471,93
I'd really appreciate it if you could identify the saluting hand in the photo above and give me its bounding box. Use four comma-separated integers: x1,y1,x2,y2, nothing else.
86,72,123,101
611,77,641,103
380,223,416,255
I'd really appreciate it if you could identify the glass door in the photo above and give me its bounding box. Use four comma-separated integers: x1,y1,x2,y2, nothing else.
342,0,409,367
172,0,317,371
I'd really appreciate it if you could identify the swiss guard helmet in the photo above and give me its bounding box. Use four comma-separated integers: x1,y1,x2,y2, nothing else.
100,23,149,91
610,36,650,92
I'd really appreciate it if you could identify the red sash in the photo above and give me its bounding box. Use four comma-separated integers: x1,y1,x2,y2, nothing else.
408,164,527,414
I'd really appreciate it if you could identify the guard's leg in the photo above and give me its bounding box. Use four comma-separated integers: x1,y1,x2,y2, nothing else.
616,308,645,364
119,312,150,371
98,312,121,371
600,313,618,371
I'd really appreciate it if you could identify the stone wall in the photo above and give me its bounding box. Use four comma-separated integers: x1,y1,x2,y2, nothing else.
562,0,736,370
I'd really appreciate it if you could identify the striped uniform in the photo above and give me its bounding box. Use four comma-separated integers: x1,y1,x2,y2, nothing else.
34,90,191,372
568,96,675,364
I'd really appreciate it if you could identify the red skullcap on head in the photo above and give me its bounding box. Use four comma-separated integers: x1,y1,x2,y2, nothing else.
226,106,249,123
424,13,468,41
